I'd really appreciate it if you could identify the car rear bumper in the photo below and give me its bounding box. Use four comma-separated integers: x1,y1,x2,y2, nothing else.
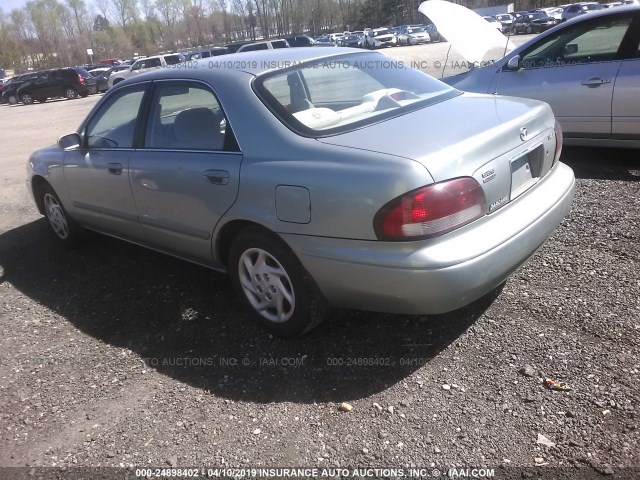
283,162,575,315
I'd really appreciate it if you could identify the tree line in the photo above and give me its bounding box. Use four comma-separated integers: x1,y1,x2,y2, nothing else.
0,0,560,73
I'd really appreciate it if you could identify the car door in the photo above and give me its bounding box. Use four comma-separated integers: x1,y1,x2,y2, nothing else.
494,12,634,138
612,14,640,139
25,71,51,100
129,80,242,266
63,83,149,240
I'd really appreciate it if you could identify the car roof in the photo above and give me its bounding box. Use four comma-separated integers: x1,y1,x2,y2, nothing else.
120,47,379,83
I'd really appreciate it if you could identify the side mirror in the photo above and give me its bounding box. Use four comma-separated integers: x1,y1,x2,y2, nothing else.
58,132,81,150
563,43,578,55
505,55,521,71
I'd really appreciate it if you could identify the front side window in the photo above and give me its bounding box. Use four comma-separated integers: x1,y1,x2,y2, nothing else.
521,14,633,68
145,82,232,151
85,84,146,148
255,53,457,136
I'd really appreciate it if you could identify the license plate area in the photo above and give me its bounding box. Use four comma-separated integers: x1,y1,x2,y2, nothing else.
510,145,543,200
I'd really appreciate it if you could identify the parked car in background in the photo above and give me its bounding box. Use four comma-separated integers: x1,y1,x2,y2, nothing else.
184,47,228,60
562,2,604,21
495,13,516,33
98,58,123,66
539,7,565,19
444,6,640,148
284,35,316,47
397,26,431,45
339,32,367,48
237,39,290,52
530,11,562,32
365,28,398,48
88,67,111,92
0,72,39,105
423,23,444,42
108,53,185,88
17,68,96,104
483,16,504,30
27,47,574,336
313,36,338,46
515,11,559,33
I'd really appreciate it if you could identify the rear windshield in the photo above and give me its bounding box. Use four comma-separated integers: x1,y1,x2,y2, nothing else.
75,68,92,78
254,52,457,137
164,54,184,65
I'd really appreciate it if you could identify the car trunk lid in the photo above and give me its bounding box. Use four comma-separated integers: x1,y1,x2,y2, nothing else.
318,92,559,214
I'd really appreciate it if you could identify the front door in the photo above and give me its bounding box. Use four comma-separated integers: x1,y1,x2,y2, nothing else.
495,13,634,138
63,83,148,240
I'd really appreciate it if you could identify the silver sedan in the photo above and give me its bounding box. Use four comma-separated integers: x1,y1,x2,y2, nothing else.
27,48,575,336
444,6,640,148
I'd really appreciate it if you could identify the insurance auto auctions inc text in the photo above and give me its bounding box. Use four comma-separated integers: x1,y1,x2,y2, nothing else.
192,467,495,478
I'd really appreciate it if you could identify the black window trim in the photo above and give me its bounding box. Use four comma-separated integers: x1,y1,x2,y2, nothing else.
140,78,241,153
80,81,151,151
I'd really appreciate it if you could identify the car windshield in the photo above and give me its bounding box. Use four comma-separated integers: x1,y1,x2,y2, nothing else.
408,27,425,32
254,53,458,136
374,29,391,36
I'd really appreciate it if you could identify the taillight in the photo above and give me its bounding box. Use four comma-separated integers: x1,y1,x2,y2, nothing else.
374,177,487,241
77,74,85,85
553,120,563,166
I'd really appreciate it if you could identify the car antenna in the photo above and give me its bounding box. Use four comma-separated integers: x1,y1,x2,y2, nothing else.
493,30,513,95
441,44,452,78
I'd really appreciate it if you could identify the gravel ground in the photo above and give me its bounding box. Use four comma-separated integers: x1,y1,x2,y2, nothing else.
0,43,639,480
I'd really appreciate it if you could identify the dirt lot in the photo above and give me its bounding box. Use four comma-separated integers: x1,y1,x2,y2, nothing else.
0,41,639,480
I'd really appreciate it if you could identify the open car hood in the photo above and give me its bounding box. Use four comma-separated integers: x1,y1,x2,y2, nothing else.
419,0,516,65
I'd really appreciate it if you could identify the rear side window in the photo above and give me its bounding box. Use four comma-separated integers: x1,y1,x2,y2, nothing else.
85,84,146,149
76,68,92,79
272,40,289,49
145,82,235,151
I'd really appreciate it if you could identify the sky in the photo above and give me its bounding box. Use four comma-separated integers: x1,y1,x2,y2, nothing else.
2,0,31,13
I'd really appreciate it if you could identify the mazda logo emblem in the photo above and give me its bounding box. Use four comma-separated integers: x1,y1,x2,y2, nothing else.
520,127,528,141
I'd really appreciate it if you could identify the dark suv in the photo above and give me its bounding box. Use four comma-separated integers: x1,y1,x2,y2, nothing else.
284,35,315,47
0,72,40,105
17,67,96,104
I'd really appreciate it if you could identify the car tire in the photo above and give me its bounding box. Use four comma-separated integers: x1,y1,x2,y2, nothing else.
40,182,83,247
21,93,33,105
526,26,533,34
8,94,18,105
65,88,78,100
228,227,332,337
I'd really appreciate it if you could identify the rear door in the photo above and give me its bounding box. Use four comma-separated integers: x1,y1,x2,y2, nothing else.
129,80,242,266
494,12,634,138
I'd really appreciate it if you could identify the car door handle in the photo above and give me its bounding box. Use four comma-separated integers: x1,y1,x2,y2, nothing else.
107,162,122,175
581,77,611,86
203,169,230,185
